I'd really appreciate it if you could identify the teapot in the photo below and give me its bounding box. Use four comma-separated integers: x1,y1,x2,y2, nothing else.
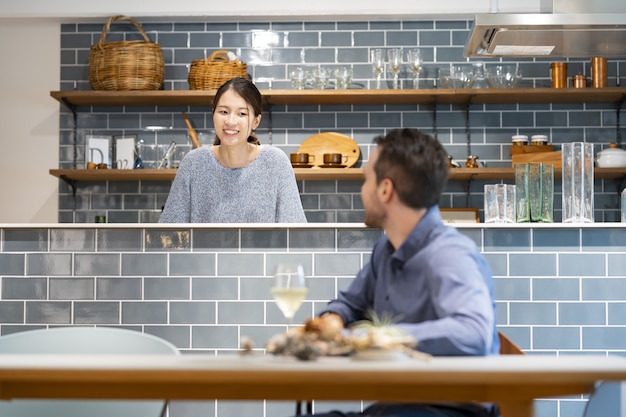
595,142,626,168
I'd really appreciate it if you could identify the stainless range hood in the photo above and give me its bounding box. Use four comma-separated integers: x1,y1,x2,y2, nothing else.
464,0,626,58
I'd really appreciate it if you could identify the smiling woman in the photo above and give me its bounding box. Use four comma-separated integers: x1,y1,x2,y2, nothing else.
158,78,307,223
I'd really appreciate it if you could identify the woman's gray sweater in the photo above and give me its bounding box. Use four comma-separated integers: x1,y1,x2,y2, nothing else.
159,145,307,223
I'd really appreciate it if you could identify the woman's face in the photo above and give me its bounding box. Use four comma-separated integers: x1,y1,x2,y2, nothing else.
213,89,261,147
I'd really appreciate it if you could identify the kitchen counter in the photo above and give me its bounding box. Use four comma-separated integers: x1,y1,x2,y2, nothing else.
2,222,625,228
1,222,625,416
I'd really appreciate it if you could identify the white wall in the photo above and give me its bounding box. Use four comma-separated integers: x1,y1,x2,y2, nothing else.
0,0,547,223
0,22,59,223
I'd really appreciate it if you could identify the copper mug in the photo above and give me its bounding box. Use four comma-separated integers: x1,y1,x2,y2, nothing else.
290,152,315,164
323,153,348,165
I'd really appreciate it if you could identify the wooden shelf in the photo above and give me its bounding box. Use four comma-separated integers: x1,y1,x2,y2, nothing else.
49,88,626,186
50,87,626,108
48,167,626,183
48,168,365,182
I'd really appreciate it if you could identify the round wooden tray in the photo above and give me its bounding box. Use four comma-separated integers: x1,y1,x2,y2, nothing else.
297,132,360,168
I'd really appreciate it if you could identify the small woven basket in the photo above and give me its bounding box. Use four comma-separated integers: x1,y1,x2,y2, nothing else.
89,15,164,91
188,50,249,90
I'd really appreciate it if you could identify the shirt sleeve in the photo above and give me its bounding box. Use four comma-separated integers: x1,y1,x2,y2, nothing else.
320,241,382,324
397,245,495,356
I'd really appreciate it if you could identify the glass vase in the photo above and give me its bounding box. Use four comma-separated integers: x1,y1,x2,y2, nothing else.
515,163,554,223
562,142,594,223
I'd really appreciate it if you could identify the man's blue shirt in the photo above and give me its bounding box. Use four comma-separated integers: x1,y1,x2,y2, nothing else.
324,206,499,356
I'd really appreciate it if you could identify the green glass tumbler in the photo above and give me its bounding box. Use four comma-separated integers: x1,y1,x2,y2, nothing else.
515,164,530,223
515,162,554,223
529,162,554,222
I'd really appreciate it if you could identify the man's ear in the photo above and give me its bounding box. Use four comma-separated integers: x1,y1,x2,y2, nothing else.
378,177,395,203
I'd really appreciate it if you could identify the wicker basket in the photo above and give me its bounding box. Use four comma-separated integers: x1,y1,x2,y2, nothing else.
188,50,249,90
89,15,164,91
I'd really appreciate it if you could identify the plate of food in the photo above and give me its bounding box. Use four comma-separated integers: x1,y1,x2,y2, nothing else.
262,313,431,362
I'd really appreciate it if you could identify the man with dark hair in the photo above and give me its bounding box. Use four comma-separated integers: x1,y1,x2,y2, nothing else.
298,128,499,417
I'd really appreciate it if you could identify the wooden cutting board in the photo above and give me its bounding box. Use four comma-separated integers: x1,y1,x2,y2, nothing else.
297,132,360,168
512,151,562,169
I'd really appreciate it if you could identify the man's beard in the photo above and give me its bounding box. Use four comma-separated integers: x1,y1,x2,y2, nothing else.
363,207,384,228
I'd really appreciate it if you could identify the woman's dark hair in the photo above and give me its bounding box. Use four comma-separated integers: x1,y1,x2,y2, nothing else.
212,77,263,145
373,128,449,209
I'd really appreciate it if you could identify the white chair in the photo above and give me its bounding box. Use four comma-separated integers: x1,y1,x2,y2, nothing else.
0,326,180,417
583,382,625,417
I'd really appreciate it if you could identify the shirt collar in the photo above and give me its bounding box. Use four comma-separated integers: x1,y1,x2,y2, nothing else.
387,206,443,270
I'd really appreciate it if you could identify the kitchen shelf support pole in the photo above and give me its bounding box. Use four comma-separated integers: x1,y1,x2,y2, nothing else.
59,175,78,211
464,103,472,158
430,102,438,141
616,97,625,146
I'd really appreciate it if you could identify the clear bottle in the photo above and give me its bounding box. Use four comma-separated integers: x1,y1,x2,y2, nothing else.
621,188,626,222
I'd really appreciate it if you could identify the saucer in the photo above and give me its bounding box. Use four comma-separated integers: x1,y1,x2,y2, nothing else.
319,164,347,168
291,163,314,168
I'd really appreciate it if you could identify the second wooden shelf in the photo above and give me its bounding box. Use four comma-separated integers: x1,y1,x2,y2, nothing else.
49,167,626,183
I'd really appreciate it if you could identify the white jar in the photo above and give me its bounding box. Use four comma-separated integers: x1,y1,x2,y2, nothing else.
596,143,626,168
530,135,549,146
512,135,528,146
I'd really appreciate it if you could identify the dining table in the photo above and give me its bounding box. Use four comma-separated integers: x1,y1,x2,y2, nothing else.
1,353,626,417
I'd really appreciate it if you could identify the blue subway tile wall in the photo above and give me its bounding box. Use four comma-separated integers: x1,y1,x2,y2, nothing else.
56,19,626,223
2,224,626,417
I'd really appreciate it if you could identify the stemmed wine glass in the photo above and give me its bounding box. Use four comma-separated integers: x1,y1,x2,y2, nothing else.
370,48,384,89
407,48,422,89
387,48,402,90
271,263,308,323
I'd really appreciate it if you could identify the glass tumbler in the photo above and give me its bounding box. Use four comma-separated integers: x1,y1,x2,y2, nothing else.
528,162,554,222
484,184,516,223
290,67,306,90
516,162,554,223
312,67,329,89
334,67,353,90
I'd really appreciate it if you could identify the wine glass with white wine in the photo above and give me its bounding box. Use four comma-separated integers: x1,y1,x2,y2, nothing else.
407,48,422,89
271,263,308,323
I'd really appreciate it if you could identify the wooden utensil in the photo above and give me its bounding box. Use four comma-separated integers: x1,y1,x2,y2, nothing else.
298,132,360,168
182,112,202,149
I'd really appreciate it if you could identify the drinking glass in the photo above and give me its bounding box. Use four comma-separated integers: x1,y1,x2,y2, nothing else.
484,184,516,223
407,48,422,89
312,66,329,89
334,67,353,90
387,48,402,89
370,48,384,89
271,263,308,323
290,67,306,90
